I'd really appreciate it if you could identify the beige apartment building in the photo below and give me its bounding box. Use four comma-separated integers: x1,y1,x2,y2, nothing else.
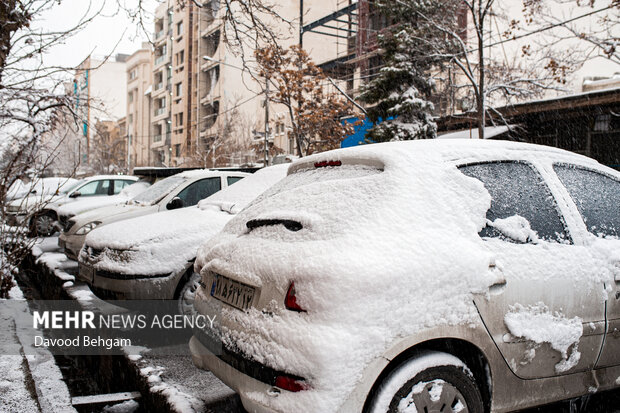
126,44,153,168
144,1,367,167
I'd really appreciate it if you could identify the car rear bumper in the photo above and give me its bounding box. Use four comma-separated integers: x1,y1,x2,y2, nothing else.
189,335,284,413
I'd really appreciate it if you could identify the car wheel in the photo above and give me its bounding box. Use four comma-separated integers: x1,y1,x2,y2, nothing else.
366,351,483,413
31,212,56,237
177,271,202,316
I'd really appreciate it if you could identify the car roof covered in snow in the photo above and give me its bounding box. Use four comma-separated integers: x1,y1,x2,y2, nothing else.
289,139,600,175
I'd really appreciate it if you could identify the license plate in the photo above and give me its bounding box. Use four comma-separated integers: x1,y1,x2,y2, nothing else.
79,264,95,283
210,274,255,311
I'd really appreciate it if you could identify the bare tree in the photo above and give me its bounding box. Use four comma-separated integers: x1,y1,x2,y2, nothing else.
0,0,101,297
255,45,359,157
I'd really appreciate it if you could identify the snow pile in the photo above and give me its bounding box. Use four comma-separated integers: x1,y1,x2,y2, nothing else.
504,302,582,373
139,365,205,412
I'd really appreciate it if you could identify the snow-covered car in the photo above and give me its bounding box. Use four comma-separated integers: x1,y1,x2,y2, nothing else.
59,170,248,260
189,140,620,413
55,180,151,232
77,165,288,310
6,175,139,236
5,177,78,202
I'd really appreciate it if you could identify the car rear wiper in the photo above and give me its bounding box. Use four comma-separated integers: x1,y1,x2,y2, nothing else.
246,219,303,232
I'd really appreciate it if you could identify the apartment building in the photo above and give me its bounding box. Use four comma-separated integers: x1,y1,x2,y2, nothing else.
126,44,153,168
74,54,128,166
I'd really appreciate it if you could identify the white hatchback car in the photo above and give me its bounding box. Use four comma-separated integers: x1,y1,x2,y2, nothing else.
190,140,620,413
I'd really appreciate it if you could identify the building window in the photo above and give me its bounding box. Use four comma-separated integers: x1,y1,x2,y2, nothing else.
176,112,184,126
177,21,183,36
175,82,182,97
175,144,181,157
129,69,137,80
128,113,133,124
176,50,184,66
128,91,134,103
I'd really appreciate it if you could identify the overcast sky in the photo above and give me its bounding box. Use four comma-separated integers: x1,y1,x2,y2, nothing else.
34,0,156,68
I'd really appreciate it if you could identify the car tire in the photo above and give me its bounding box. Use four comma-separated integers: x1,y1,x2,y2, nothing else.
177,271,202,317
30,211,56,237
366,351,484,413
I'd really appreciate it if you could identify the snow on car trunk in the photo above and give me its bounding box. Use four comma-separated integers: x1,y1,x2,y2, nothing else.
194,143,500,412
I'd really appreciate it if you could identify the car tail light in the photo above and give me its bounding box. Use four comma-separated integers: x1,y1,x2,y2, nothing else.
314,160,341,168
275,375,309,392
284,282,305,312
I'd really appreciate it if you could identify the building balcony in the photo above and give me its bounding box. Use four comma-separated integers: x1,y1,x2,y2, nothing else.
155,29,165,40
154,82,163,91
154,54,168,67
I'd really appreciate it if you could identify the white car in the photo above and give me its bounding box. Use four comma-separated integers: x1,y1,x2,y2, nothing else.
77,165,288,310
59,170,248,260
5,175,138,236
190,140,620,413
5,177,78,202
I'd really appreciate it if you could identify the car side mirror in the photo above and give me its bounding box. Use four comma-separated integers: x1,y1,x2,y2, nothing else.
167,197,184,210
69,191,81,198
488,215,539,244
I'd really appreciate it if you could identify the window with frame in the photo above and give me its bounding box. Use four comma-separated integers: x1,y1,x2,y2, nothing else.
554,163,620,239
175,82,182,97
177,178,221,206
459,161,569,243
227,176,244,186
77,180,110,196
113,180,133,194
177,21,183,36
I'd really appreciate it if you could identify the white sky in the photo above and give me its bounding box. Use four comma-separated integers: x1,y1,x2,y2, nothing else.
33,0,156,68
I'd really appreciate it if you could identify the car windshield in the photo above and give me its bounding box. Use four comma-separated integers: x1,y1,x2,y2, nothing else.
59,179,83,194
130,175,188,205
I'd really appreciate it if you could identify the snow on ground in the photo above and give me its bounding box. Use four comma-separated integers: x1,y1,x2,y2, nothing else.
35,252,75,281
504,302,583,373
0,308,39,413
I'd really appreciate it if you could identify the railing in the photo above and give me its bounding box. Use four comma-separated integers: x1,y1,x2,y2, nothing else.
154,55,167,66
154,107,166,117
155,29,165,40
153,134,162,143
154,82,163,91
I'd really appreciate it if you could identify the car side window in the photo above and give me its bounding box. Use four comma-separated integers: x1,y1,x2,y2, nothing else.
459,161,569,243
227,176,244,186
176,178,222,207
76,180,107,196
113,180,132,194
554,164,620,239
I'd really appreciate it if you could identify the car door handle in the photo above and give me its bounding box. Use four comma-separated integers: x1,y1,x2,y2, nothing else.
488,262,506,295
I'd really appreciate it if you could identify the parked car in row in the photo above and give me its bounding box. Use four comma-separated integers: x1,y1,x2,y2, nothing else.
6,175,139,236
189,140,620,413
59,170,248,259
77,165,288,312
5,177,78,202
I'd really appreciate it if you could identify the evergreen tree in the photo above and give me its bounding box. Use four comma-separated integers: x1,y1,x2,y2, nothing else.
358,0,460,141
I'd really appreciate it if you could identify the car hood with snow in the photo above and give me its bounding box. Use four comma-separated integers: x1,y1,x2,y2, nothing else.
81,164,290,276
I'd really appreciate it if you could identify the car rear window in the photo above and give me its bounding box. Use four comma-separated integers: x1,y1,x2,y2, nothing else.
459,161,569,243
248,164,382,207
554,164,620,239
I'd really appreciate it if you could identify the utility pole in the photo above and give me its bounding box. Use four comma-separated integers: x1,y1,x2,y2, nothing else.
264,78,270,166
